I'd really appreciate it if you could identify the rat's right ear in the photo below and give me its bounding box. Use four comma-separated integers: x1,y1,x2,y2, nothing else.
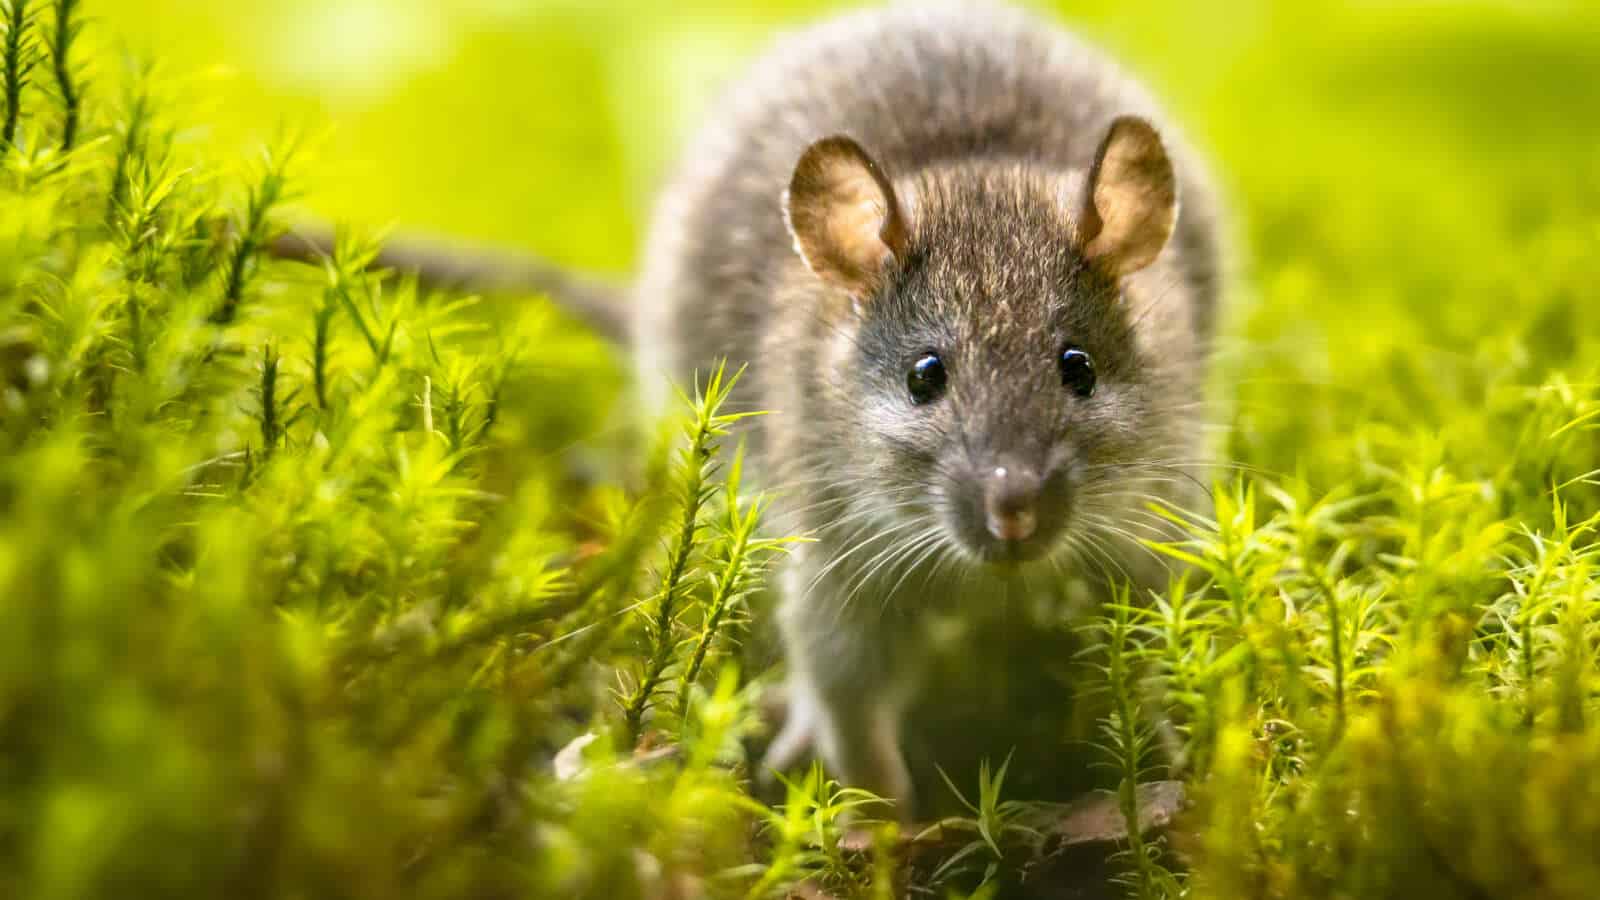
783,135,908,298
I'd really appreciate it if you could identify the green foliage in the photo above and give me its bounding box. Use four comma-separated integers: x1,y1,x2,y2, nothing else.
1,0,39,149
742,762,888,899
1082,593,1178,900
616,364,768,744
45,0,80,151
674,445,795,728
923,755,1042,892
1098,460,1600,899
0,21,798,900
213,133,301,324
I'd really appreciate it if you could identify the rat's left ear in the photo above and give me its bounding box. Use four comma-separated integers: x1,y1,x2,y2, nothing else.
1077,116,1178,278
782,135,909,299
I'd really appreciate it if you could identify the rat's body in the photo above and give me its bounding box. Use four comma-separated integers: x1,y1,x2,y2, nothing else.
631,4,1223,811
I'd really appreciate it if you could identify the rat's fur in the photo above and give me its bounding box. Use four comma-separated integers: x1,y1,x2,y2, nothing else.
633,3,1223,812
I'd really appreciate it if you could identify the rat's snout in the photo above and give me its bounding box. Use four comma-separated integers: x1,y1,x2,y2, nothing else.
948,454,1072,564
983,465,1041,543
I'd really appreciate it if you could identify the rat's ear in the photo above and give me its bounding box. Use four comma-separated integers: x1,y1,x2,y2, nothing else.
1078,116,1178,278
783,135,908,297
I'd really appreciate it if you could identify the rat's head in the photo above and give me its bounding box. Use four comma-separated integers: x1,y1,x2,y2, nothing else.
782,117,1185,569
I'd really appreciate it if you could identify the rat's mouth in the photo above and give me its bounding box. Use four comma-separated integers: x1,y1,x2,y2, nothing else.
965,531,1050,564
947,510,1068,568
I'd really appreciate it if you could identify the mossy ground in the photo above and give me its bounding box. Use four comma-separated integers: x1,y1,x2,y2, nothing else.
3,2,1600,899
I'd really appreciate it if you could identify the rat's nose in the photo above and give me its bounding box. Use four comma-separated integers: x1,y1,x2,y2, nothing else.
984,465,1040,543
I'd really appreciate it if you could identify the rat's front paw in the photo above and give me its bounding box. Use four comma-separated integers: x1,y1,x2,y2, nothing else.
760,682,819,783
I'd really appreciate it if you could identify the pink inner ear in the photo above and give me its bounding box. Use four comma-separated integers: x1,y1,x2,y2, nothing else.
825,183,892,275
1079,117,1177,278
785,136,907,295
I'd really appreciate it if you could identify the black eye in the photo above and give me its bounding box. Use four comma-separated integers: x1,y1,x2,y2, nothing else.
1059,347,1096,397
907,352,947,405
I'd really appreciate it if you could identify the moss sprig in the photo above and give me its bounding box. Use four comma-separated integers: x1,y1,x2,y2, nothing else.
1,0,38,150
619,361,757,743
46,0,78,150
674,443,795,726
212,132,301,324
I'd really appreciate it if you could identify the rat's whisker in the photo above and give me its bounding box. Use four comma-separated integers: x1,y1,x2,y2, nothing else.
836,518,942,605
806,516,929,604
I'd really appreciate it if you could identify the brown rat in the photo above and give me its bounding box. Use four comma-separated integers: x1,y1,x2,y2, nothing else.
633,3,1222,812
274,2,1224,817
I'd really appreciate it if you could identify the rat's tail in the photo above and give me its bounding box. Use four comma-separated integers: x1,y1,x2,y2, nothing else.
269,225,632,344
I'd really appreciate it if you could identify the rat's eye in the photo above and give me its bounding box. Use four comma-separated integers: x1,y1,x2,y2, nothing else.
1059,346,1096,397
907,352,947,405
